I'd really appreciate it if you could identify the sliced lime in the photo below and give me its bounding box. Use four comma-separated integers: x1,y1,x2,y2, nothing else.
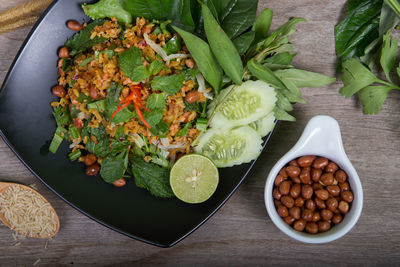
170,154,219,204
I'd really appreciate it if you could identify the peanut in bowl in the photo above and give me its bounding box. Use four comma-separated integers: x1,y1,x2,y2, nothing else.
264,115,363,244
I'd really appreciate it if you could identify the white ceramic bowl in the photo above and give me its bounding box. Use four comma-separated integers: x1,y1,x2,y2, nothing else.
264,115,363,243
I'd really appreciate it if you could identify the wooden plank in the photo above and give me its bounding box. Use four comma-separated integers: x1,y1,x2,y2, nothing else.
0,0,399,265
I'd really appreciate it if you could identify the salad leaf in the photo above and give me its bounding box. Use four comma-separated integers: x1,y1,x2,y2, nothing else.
123,0,196,32
82,0,132,24
274,69,336,88
253,8,273,41
118,47,143,79
130,156,174,198
217,0,258,39
105,83,135,123
100,152,129,183
335,0,382,63
65,20,107,56
151,73,185,94
380,31,398,81
172,26,223,92
233,31,255,55
148,60,166,76
110,139,131,156
379,1,400,35
202,3,244,84
143,93,167,133
358,85,392,114
177,122,191,136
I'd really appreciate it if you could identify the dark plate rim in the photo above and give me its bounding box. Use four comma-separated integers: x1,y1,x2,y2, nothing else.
0,0,277,248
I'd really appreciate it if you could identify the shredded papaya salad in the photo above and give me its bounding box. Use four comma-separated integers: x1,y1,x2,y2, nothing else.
49,0,335,201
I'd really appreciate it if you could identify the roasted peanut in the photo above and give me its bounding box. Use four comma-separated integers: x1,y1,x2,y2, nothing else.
320,173,334,186
185,91,201,103
332,214,343,224
67,20,83,31
339,182,350,191
321,209,333,220
277,205,289,217
326,198,338,212
289,207,301,219
274,174,286,186
313,157,329,169
286,166,301,178
297,155,316,167
294,197,304,207
52,85,66,98
315,189,329,200
279,180,291,195
338,201,349,213
113,178,126,187
293,219,306,231
325,162,339,173
301,185,313,199
273,188,282,200
311,168,322,182
290,183,301,198
318,221,331,232
302,209,313,222
289,160,299,167
59,46,69,58
335,170,347,183
300,167,311,184
281,195,295,208
86,163,100,176
84,154,97,166
305,222,319,234
327,185,341,197
283,216,295,225
315,197,326,209
305,199,316,211
312,211,321,222
341,191,354,203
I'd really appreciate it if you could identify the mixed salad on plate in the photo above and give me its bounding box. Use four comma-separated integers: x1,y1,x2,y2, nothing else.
49,0,335,203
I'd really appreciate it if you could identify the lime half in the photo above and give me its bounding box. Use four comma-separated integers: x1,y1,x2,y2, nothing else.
170,154,219,204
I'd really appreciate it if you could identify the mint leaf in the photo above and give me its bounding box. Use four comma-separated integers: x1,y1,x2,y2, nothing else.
100,152,129,183
65,20,107,56
82,0,132,24
148,60,165,76
105,83,135,123
358,85,392,114
130,65,150,82
118,47,143,79
146,93,166,110
339,58,379,97
151,73,185,94
130,156,174,198
380,31,398,82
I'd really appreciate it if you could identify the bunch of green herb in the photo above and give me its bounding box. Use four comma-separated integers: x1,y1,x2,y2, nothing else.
336,0,400,114
174,4,335,121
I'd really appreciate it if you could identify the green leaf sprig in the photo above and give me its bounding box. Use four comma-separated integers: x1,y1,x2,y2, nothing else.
339,31,400,114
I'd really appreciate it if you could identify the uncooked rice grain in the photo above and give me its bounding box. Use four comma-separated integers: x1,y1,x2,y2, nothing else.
0,185,57,238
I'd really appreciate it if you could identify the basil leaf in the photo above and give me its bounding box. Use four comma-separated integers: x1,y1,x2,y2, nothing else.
274,69,336,88
379,1,400,35
232,31,255,55
123,0,196,32
100,152,129,183
118,47,143,79
218,0,258,39
202,4,244,84
173,26,223,92
358,85,392,114
339,58,379,97
130,156,174,198
265,52,296,65
253,8,273,41
65,20,107,56
273,107,296,122
380,31,398,81
151,73,185,94
82,0,132,24
247,59,286,89
335,0,382,62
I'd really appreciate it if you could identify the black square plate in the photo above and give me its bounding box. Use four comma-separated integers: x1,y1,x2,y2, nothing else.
0,0,274,247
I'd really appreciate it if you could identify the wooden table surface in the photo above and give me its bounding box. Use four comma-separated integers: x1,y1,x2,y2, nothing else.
1,0,400,266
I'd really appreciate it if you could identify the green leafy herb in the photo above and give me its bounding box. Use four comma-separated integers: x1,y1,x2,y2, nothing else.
105,83,135,123
172,26,223,92
177,122,191,136
123,0,197,32
118,47,143,79
233,31,255,55
339,33,400,114
100,151,129,183
68,150,81,161
202,3,244,84
78,56,94,67
49,127,65,154
53,106,71,126
253,8,273,41
163,35,182,55
82,0,132,24
274,69,336,88
130,156,174,198
65,20,107,56
151,73,185,94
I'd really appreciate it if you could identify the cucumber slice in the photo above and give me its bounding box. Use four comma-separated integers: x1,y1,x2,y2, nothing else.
194,126,263,168
249,112,276,137
209,80,276,128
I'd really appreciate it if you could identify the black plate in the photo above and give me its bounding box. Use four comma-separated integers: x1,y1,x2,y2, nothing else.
0,0,274,247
